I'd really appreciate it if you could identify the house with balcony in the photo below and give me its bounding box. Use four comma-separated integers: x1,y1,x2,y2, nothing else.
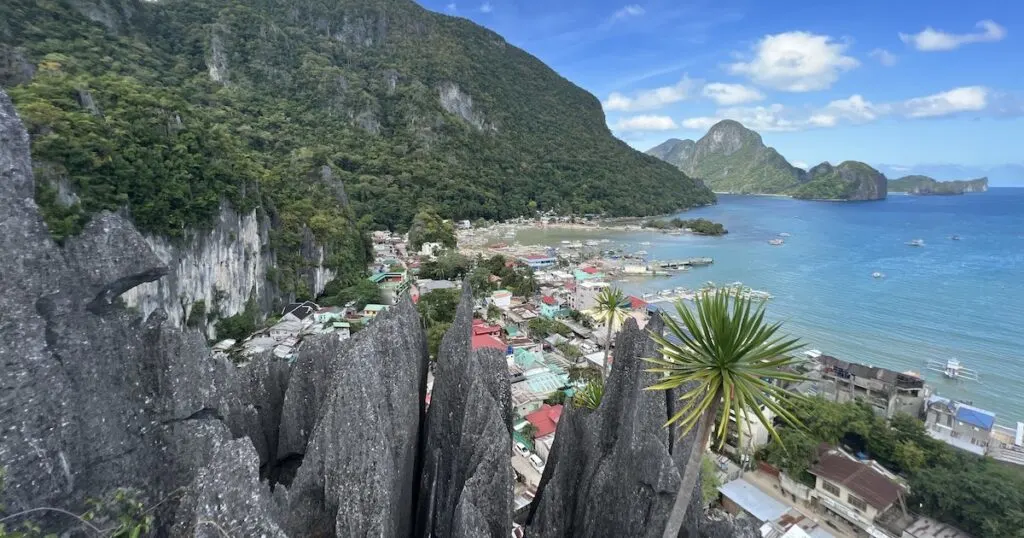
369,271,410,305
818,355,927,419
808,446,912,538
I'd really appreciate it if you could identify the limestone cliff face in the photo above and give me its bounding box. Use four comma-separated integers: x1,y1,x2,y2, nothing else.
646,138,697,170
793,161,887,201
119,205,336,339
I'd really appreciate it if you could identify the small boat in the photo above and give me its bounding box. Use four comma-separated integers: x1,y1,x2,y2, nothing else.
950,235,961,241
640,241,652,246
779,232,791,237
768,238,784,246
924,358,980,382
872,272,884,279
906,239,925,247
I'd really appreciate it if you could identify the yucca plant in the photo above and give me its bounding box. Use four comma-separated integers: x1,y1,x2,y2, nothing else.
645,290,806,537
573,378,605,410
592,287,630,382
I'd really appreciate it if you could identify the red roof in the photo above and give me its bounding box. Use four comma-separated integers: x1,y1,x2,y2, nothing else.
472,334,506,351
582,266,599,274
627,295,647,310
472,319,502,336
541,295,558,305
526,404,564,438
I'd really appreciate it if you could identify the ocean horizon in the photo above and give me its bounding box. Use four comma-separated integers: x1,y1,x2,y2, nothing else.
514,188,1024,424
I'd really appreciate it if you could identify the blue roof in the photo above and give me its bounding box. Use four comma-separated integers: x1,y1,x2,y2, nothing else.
956,404,995,430
717,478,789,522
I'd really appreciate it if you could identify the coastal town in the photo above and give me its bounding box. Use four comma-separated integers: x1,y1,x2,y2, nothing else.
210,216,1021,538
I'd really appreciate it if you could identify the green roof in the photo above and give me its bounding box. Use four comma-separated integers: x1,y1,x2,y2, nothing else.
364,304,388,311
332,321,351,328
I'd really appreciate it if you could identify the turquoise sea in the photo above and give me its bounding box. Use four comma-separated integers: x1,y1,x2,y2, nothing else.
515,189,1024,423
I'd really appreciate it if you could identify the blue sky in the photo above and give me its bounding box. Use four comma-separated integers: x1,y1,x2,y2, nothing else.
416,0,1023,170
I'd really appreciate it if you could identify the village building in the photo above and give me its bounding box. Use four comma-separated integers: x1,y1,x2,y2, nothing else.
923,396,994,456
818,355,927,419
572,280,610,311
369,271,410,305
518,253,558,270
362,303,388,319
807,446,912,537
490,289,513,309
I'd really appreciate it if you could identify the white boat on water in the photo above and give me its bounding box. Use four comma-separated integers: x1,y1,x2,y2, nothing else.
768,238,784,246
906,239,925,247
779,232,791,237
640,241,652,246
872,272,884,279
924,358,980,382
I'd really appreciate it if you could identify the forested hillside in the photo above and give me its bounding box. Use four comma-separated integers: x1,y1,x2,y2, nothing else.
0,0,712,247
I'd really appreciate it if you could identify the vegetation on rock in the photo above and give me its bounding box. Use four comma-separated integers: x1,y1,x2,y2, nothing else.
407,210,456,251
888,175,988,195
644,217,727,235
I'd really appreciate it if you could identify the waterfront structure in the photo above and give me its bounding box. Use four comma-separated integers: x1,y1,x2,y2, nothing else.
818,355,926,419
924,395,1024,465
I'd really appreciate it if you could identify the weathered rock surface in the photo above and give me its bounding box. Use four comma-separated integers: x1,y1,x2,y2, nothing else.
525,315,758,538
0,88,252,531
173,438,288,538
282,297,428,537
416,285,513,538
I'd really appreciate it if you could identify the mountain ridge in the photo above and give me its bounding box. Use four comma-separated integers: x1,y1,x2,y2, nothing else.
646,120,989,200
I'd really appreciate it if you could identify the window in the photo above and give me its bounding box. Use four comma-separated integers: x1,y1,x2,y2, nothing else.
847,494,868,512
821,481,840,496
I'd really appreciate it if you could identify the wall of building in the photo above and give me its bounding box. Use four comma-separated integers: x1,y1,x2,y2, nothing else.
814,476,881,523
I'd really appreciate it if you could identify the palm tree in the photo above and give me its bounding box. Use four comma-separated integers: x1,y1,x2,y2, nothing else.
644,290,805,538
593,287,630,382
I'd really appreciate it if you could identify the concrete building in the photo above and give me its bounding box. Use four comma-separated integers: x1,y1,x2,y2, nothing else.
723,404,776,457
369,271,410,305
518,254,557,270
572,280,610,311
923,396,994,456
491,289,513,309
818,355,927,419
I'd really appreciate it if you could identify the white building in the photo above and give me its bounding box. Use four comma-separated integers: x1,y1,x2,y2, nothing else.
491,289,513,309
419,242,443,257
572,281,610,311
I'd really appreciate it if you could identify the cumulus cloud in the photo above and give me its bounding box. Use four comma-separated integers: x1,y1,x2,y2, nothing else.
678,87,994,132
613,115,679,131
900,20,1006,51
480,1,493,13
870,48,898,66
701,83,765,105
612,4,645,19
902,86,988,118
446,2,457,12
602,76,696,112
727,31,859,92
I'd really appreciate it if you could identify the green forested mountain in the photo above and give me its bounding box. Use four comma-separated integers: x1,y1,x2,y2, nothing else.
647,120,805,195
888,175,988,195
647,120,890,200
0,0,712,273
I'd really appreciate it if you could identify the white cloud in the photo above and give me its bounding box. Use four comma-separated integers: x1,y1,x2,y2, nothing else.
613,115,679,131
612,4,645,19
899,20,1006,52
701,83,765,105
791,161,809,170
479,1,492,13
677,87,990,133
602,76,696,112
727,31,859,92
870,48,898,66
902,86,988,118
446,2,457,12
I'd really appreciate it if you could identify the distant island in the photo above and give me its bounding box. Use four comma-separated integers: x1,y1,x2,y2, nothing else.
888,175,989,195
646,120,984,202
642,217,727,236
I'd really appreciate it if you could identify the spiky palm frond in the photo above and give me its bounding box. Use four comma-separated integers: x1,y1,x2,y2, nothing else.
593,287,630,329
645,289,807,450
573,379,604,410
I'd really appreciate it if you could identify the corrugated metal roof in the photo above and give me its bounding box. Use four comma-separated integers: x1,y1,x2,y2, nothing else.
718,478,789,522
955,403,995,431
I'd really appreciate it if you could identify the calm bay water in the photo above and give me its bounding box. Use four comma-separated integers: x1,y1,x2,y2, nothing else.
515,189,1024,423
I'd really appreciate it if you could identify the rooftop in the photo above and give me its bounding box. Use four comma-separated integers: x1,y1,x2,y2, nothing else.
819,355,924,390
903,516,974,538
809,448,903,510
364,304,388,312
472,334,507,351
541,295,558,305
526,404,563,438
718,477,790,523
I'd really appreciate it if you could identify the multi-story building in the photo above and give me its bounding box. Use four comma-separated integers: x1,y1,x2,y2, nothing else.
572,280,609,311
925,395,1024,465
923,396,994,456
818,355,927,419
808,446,912,538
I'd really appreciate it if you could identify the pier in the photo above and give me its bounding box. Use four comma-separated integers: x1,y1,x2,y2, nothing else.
651,257,714,269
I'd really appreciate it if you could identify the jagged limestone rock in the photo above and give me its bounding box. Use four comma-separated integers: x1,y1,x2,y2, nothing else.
525,315,759,538
173,438,288,538
283,297,428,537
416,284,513,538
0,88,255,532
